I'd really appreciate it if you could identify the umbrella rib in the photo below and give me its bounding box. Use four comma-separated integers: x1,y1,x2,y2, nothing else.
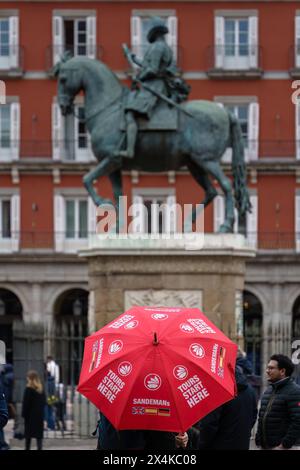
114,346,154,429
158,350,186,433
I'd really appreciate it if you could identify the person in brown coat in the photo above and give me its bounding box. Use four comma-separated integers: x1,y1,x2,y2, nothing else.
22,370,46,450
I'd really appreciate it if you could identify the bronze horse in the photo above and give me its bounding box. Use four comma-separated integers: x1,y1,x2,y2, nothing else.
55,56,251,232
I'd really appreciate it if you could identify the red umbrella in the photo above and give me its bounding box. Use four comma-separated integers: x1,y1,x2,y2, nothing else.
77,306,237,432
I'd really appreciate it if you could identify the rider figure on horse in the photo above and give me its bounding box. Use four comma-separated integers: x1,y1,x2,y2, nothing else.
118,17,190,159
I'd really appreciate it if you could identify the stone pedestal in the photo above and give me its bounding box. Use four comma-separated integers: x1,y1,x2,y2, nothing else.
81,234,255,339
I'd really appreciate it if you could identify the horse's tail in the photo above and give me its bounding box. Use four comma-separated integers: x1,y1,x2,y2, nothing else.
229,112,252,216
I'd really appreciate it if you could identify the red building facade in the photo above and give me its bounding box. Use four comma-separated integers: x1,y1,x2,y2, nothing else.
0,1,300,380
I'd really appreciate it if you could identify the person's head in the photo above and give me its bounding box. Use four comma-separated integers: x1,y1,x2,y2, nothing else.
147,17,169,43
26,370,43,393
46,355,53,363
266,354,295,382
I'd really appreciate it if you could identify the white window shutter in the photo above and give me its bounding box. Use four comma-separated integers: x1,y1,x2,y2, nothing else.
166,16,178,62
248,102,259,161
131,16,142,60
296,195,300,251
52,102,64,160
52,16,64,65
296,102,300,160
247,195,258,248
131,195,146,233
10,102,20,161
214,16,224,68
249,16,258,68
54,195,65,252
9,16,19,68
214,195,225,232
87,16,96,59
88,197,97,236
217,103,232,162
295,16,300,68
11,194,20,252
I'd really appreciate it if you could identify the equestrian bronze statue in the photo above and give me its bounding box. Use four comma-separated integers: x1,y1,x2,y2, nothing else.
54,18,251,233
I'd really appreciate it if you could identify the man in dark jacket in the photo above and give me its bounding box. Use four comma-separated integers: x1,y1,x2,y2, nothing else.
0,382,9,450
197,366,257,450
255,354,300,450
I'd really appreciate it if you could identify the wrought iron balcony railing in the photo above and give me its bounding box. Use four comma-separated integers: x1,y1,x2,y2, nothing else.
0,140,298,160
0,232,300,253
205,45,263,74
0,46,25,74
46,44,103,72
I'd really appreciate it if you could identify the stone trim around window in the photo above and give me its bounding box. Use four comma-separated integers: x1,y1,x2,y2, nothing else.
214,10,258,18
214,96,257,104
132,188,175,197
0,188,19,196
132,9,176,18
3,96,19,104
53,10,96,18
54,188,87,197
0,10,19,18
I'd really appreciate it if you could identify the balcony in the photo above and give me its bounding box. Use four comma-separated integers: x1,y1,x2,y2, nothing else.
0,231,299,254
205,45,263,79
0,46,25,77
46,44,103,75
0,140,298,163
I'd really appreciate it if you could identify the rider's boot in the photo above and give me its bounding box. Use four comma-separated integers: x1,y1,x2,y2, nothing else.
115,113,137,159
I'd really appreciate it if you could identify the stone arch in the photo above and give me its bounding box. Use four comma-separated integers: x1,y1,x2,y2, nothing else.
54,288,89,319
44,284,89,319
0,287,24,364
292,295,300,339
50,287,89,386
243,289,263,376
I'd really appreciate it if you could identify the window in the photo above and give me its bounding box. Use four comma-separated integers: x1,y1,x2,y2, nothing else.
214,194,258,248
0,194,20,252
216,100,259,162
215,14,258,69
0,16,18,69
0,105,10,149
0,199,11,238
0,102,20,160
54,194,96,252
131,191,176,234
65,199,88,239
131,14,178,62
52,15,96,65
52,102,93,161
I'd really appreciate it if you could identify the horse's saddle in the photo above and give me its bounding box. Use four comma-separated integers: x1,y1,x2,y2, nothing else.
120,101,178,131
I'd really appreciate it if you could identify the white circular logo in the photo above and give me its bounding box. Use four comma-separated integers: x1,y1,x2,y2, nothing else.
173,365,188,381
151,313,169,321
124,320,139,330
144,373,162,391
189,343,205,359
108,340,123,355
180,323,194,333
118,361,132,376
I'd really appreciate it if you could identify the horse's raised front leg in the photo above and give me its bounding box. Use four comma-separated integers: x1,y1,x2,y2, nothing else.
200,160,235,233
83,157,121,207
187,159,217,223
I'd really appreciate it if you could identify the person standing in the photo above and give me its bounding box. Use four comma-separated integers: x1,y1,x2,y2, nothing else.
255,354,300,450
197,365,257,450
45,356,59,430
22,370,46,450
0,381,8,451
